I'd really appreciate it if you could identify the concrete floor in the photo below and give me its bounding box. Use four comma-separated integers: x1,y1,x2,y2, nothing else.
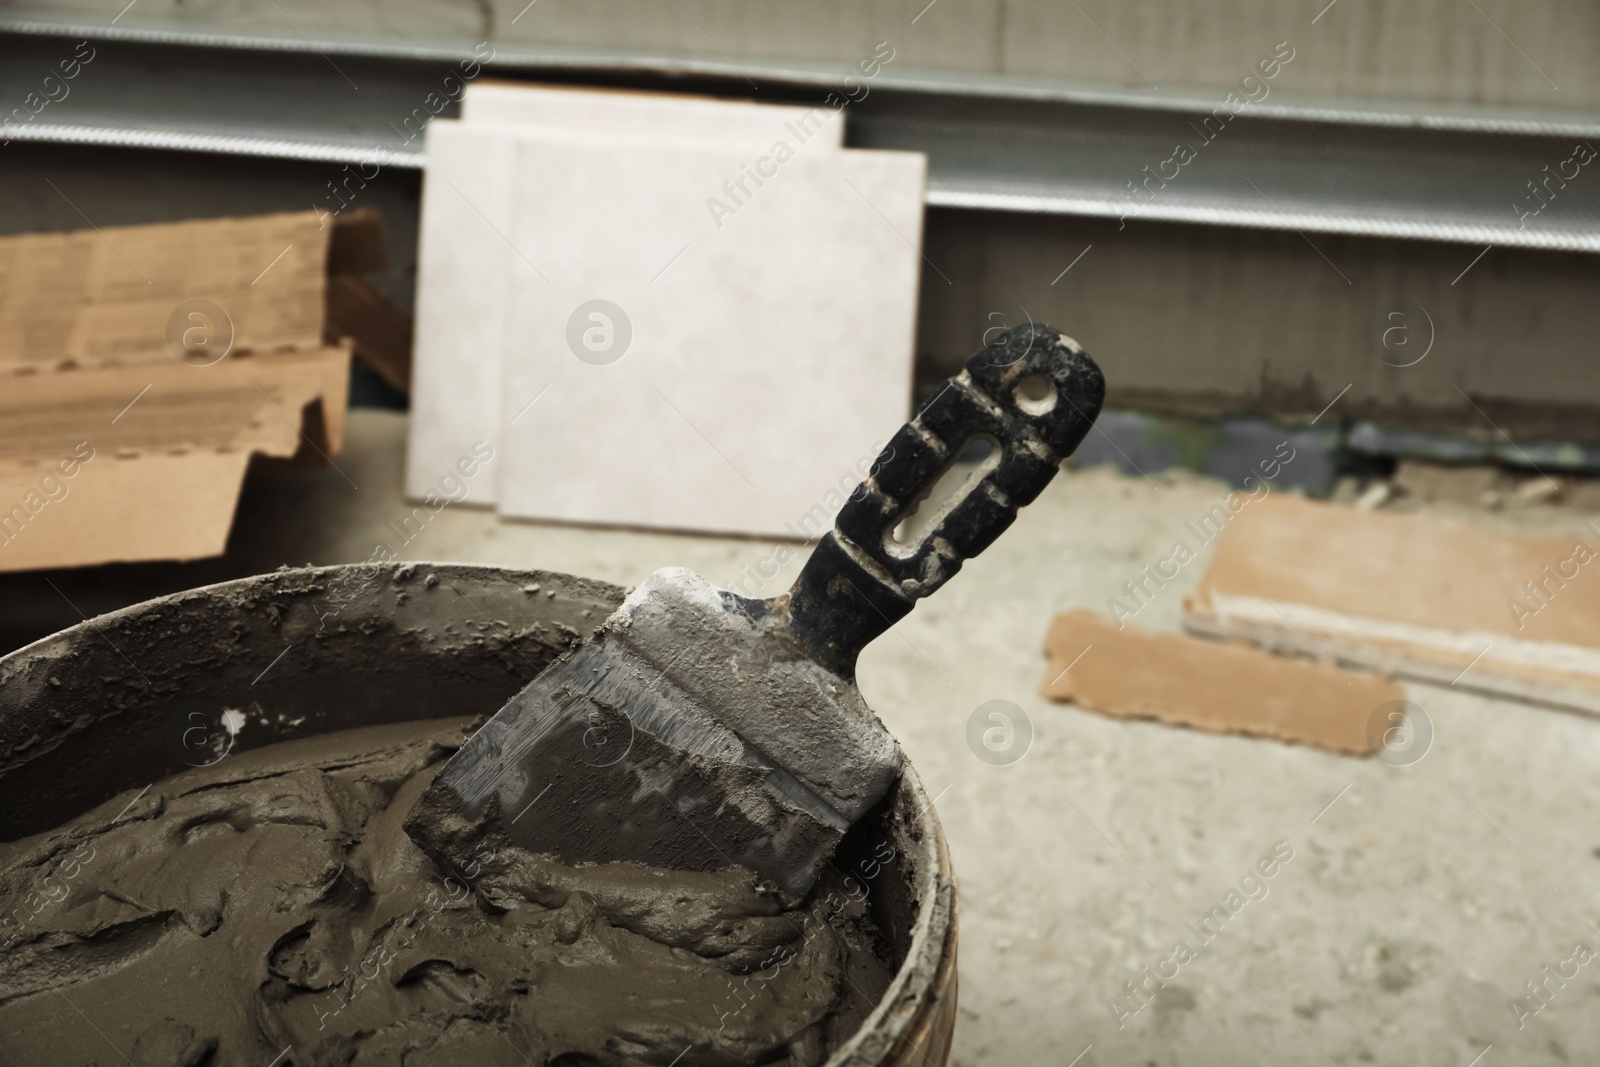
38,411,1600,1065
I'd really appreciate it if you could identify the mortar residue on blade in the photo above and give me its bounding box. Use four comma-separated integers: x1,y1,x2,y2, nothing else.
433,567,904,896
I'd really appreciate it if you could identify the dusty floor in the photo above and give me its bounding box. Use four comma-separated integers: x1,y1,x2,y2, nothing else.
33,411,1600,1065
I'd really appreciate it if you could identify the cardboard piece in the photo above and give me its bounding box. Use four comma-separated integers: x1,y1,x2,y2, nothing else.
0,346,350,572
406,84,850,507
0,211,357,572
326,207,391,275
1041,609,1397,755
326,274,412,393
0,212,329,368
495,136,924,536
1184,495,1600,715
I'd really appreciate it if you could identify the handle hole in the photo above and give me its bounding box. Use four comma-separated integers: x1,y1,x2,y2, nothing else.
886,435,1000,558
1013,373,1057,415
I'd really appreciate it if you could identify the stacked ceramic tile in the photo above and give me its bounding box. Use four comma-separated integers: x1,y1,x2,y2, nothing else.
406,83,926,537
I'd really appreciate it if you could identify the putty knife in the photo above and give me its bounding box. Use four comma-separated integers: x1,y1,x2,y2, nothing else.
418,324,1103,896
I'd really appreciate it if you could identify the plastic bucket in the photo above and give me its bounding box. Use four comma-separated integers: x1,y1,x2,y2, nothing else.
0,562,957,1065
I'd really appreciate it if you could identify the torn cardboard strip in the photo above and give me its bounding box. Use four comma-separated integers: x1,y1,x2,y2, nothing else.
0,211,330,368
1184,495,1600,716
1041,609,1399,755
0,346,351,572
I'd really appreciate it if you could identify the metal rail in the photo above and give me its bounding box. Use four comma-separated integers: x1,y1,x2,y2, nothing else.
3,13,1598,251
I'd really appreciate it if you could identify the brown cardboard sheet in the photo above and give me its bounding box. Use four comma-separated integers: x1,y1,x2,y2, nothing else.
326,207,390,275
1183,495,1600,715
0,212,330,369
326,274,412,393
1041,609,1399,755
0,346,351,572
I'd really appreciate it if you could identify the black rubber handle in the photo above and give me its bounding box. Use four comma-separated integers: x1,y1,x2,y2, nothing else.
779,322,1103,677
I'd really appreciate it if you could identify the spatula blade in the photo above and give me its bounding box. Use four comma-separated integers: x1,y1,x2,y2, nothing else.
419,568,900,896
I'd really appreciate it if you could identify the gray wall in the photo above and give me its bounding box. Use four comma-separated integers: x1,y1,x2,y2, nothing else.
918,209,1600,437
24,0,1597,111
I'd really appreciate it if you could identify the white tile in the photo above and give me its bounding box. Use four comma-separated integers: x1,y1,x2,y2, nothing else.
497,136,926,536
406,90,847,505
463,82,846,150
